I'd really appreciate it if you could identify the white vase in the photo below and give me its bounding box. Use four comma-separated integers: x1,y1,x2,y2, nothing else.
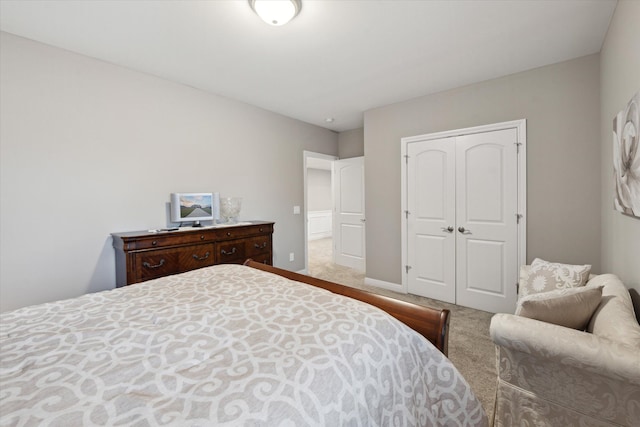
220,197,242,224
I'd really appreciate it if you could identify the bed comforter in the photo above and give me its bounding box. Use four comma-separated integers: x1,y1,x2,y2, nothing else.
0,264,486,426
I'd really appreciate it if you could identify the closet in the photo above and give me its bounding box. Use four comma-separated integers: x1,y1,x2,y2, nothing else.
401,120,526,313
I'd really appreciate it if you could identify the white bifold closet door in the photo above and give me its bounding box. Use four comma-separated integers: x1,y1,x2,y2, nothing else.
406,128,519,313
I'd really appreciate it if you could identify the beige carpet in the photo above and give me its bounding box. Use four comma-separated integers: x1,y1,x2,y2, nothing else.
308,238,496,421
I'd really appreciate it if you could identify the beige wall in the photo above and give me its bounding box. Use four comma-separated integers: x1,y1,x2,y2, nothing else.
0,33,338,312
338,127,364,158
364,54,601,285
600,0,640,293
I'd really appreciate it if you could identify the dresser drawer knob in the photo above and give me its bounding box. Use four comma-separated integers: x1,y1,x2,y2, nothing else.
221,247,237,256
143,259,165,269
200,235,205,240
152,241,158,246
254,242,268,249
192,251,210,261
227,232,232,237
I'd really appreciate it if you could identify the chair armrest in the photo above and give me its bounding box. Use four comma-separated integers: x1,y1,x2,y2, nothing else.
490,313,640,384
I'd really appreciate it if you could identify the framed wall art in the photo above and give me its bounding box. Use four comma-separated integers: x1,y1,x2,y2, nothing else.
613,89,639,218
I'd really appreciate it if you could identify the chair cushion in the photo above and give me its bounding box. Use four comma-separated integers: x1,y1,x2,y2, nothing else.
515,286,603,330
519,259,592,298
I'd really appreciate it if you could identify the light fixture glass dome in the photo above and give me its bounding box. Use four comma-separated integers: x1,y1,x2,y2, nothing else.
249,0,301,26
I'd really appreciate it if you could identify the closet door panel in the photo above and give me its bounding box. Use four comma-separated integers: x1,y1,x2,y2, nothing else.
406,138,456,303
455,129,518,313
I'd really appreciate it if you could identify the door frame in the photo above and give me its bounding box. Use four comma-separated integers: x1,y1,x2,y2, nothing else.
303,151,338,274
400,119,527,294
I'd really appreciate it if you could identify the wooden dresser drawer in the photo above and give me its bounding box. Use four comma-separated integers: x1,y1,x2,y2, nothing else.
134,249,181,281
217,239,246,264
131,232,211,250
178,243,215,271
215,223,272,240
250,253,272,265
246,235,272,257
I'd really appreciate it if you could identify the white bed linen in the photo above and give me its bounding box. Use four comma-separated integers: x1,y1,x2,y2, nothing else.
0,264,487,426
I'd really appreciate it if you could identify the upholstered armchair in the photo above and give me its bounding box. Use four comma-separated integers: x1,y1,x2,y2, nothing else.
490,266,640,426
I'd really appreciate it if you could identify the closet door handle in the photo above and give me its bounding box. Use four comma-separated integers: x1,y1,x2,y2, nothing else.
441,226,454,233
458,226,471,234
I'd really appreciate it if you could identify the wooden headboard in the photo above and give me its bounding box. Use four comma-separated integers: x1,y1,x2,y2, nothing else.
243,260,450,356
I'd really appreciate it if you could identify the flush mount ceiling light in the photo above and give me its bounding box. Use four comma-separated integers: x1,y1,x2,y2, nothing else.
249,0,301,26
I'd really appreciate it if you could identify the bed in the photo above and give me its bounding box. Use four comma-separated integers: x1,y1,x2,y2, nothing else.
0,260,487,426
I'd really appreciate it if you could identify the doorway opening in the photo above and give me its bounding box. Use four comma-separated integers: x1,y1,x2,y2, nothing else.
303,151,365,287
304,152,335,276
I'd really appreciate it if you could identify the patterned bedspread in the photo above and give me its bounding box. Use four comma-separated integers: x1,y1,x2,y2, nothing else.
0,264,487,426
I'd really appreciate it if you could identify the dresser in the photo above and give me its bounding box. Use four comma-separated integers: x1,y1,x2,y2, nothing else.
112,221,274,287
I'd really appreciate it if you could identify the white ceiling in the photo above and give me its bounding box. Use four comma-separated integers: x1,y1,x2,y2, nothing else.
0,0,616,132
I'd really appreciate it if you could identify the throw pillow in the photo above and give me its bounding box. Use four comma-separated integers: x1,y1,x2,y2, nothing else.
518,258,592,298
515,286,603,330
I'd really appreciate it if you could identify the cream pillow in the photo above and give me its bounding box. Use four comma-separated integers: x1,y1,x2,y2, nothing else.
519,258,592,298
515,286,603,330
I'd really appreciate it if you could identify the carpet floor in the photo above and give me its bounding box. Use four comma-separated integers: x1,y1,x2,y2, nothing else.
307,238,496,421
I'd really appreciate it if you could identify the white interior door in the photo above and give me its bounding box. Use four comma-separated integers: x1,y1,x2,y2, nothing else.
455,129,519,313
332,157,365,271
407,138,456,303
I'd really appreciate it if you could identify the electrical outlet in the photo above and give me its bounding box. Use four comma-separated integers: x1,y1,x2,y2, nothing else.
289,252,295,262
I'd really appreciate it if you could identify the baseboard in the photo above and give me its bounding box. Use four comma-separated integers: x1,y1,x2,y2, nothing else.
364,276,406,293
